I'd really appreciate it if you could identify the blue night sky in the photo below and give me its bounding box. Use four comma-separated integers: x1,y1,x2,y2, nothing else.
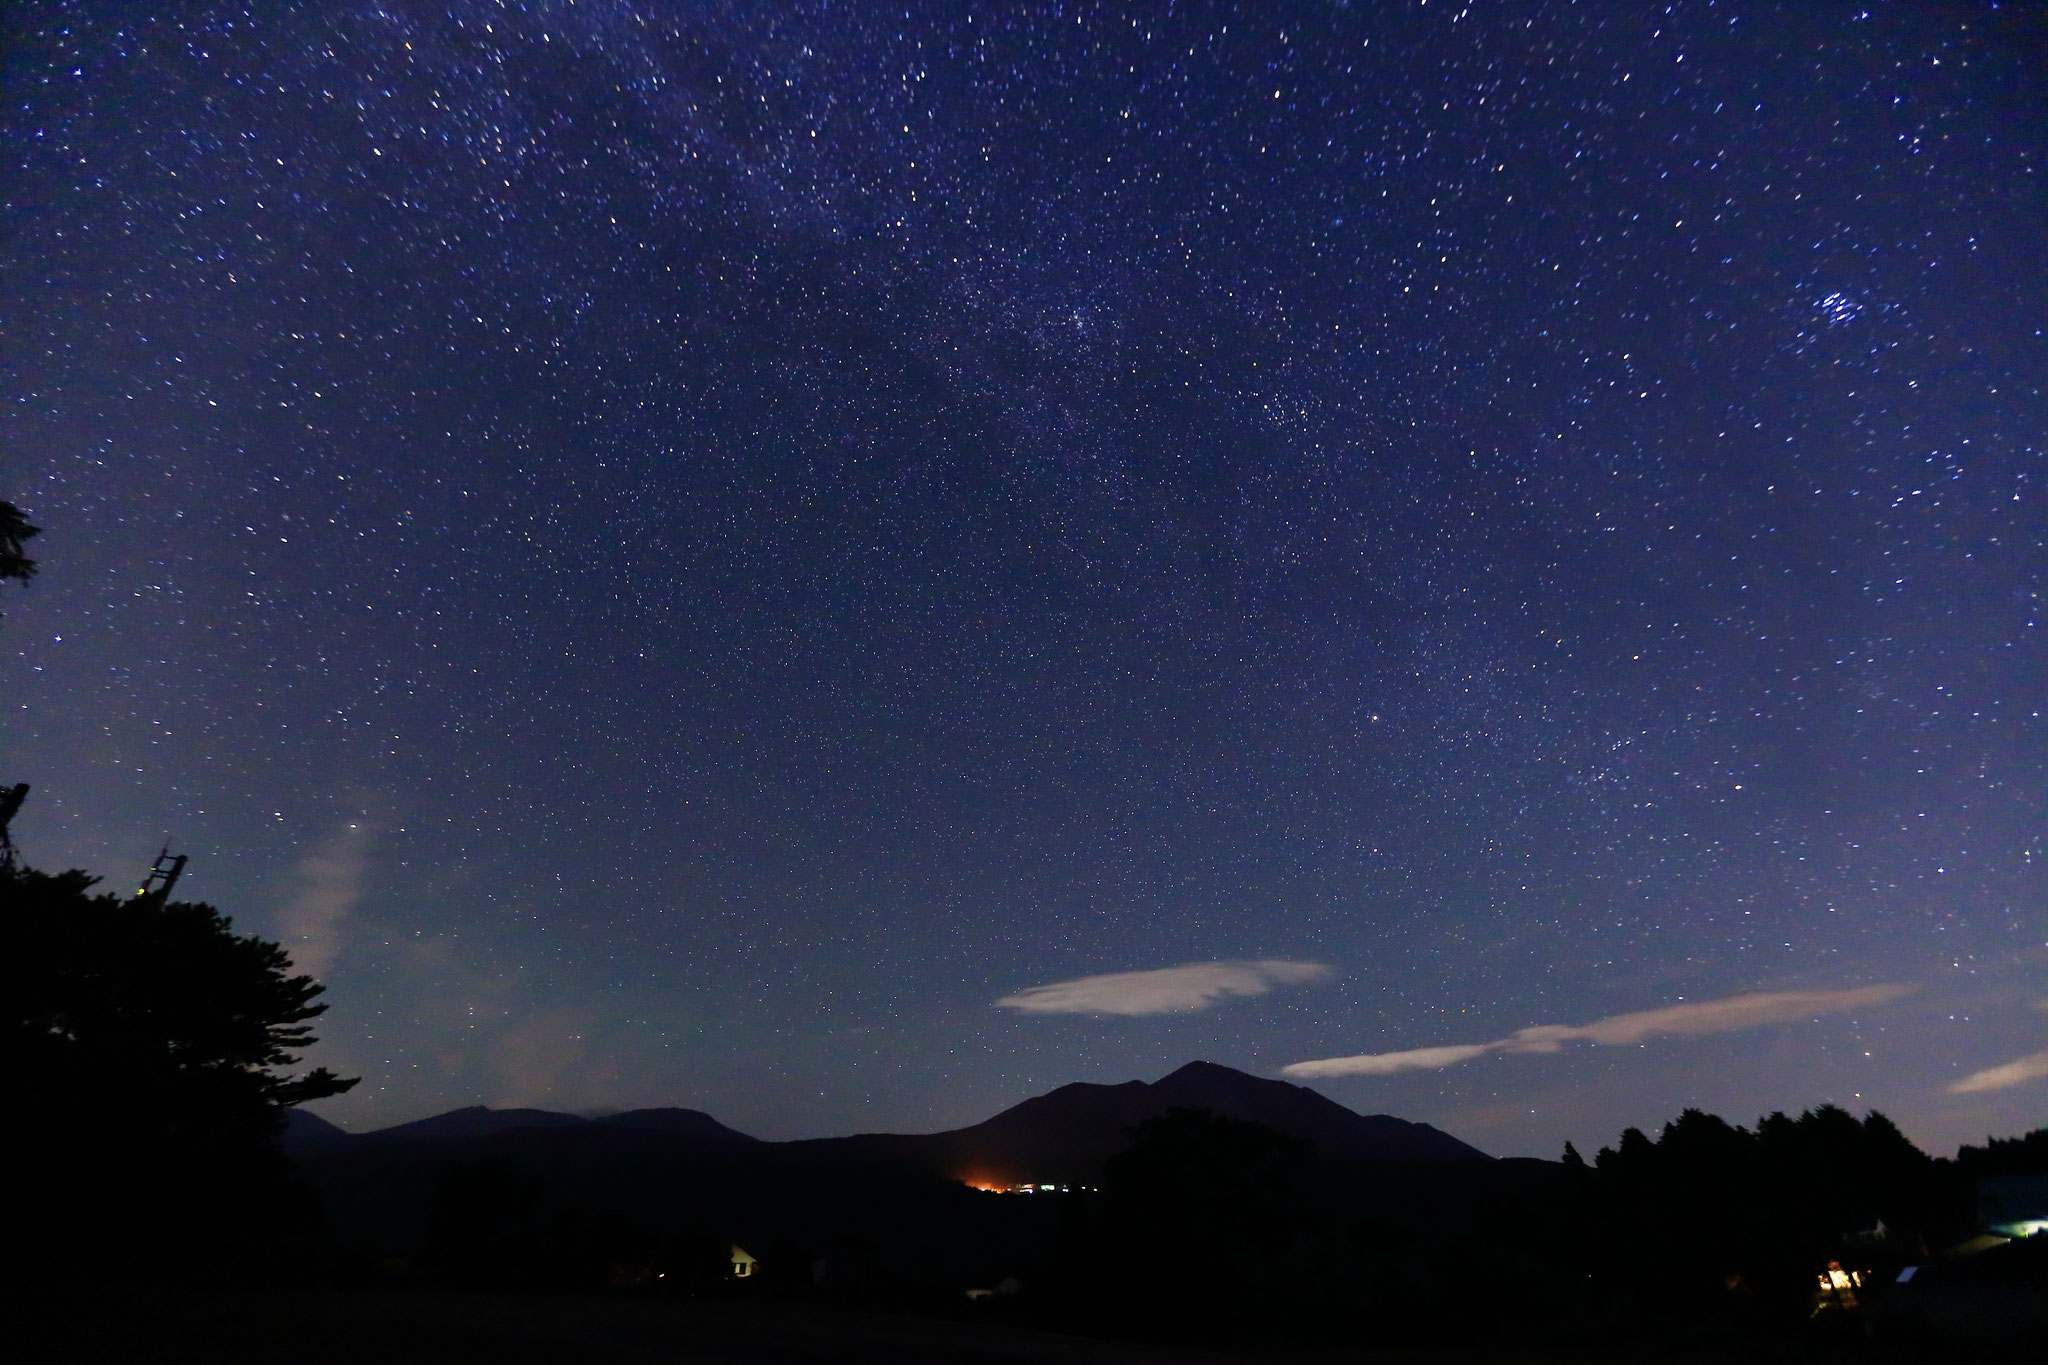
3,1,2043,1158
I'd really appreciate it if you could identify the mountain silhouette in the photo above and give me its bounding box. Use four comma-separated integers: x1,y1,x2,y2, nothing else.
280,1106,350,1145
596,1107,762,1144
293,1104,762,1149
297,1060,1483,1181
786,1059,1485,1183
285,1062,1494,1266
360,1105,589,1142
1010,1058,1481,1163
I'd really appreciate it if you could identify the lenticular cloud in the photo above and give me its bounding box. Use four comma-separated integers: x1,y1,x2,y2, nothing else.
1283,983,1917,1079
997,960,1331,1016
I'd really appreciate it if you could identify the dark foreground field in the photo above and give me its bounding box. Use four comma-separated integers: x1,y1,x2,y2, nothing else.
31,1291,1778,1365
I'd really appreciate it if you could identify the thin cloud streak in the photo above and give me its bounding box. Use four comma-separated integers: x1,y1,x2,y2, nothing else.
1296,1042,1497,1076
1949,1048,2048,1094
1283,984,1918,1079
997,960,1331,1016
276,822,372,979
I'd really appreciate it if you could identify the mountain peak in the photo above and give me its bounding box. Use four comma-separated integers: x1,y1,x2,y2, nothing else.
280,1107,350,1147
927,1060,1487,1183
595,1108,761,1143
365,1105,588,1142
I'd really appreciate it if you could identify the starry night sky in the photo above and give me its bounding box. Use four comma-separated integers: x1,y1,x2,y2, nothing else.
4,1,2043,1158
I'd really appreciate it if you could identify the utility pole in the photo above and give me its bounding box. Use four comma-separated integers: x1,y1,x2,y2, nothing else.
136,844,188,902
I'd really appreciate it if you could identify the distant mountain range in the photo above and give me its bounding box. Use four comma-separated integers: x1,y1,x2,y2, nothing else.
288,1060,1485,1182
306,1104,758,1147
285,1062,1503,1268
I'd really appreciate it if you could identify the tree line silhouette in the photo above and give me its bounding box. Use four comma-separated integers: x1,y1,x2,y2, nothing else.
293,1098,2040,1354
1001,1103,2042,1351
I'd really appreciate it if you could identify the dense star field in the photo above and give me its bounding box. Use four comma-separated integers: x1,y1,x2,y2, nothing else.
3,2,2042,1157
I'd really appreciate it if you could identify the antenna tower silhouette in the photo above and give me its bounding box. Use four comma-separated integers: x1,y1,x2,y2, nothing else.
136,844,189,901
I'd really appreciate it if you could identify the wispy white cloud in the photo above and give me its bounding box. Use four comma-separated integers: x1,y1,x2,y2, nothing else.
276,822,372,979
1949,1047,2048,1095
1504,987,1921,1049
997,960,1331,1016
1290,1042,1497,1076
1283,984,1918,1079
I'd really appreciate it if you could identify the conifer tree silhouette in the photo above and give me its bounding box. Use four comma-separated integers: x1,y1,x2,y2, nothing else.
6,863,357,1279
